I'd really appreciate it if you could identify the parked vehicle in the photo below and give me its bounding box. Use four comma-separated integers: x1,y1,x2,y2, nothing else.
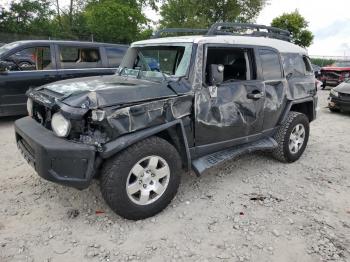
0,40,128,117
328,80,350,112
320,61,350,89
15,23,317,220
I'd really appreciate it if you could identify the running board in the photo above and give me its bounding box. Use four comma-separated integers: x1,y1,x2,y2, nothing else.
191,137,278,176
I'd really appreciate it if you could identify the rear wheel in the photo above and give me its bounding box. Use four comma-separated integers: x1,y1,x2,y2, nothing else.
100,136,182,220
272,111,310,163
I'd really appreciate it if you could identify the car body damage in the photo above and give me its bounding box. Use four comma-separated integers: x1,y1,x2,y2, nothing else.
105,94,193,136
16,28,317,193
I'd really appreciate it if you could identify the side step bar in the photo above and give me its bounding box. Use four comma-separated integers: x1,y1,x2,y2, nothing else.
192,137,278,176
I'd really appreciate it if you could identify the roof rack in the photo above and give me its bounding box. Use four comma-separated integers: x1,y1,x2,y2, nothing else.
152,22,291,42
208,22,291,41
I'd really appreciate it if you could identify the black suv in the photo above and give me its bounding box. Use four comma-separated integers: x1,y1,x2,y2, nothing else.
15,23,317,220
0,40,128,116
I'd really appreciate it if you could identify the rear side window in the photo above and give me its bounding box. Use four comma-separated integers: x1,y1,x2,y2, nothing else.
281,53,305,77
106,47,125,67
259,49,282,80
303,56,313,74
58,46,101,69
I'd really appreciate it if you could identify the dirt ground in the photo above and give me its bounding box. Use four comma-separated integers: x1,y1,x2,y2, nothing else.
0,90,349,262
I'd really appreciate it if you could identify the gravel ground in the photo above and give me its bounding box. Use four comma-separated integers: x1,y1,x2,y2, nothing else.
0,90,349,262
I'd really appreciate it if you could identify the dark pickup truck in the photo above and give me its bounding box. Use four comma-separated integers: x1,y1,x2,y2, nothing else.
0,40,128,117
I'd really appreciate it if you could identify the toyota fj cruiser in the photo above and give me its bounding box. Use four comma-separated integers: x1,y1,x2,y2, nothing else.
15,23,317,220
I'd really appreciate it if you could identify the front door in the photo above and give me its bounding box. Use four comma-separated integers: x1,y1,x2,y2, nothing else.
0,45,57,116
194,45,266,154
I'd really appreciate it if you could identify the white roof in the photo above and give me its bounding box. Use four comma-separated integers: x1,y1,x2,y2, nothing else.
132,35,307,54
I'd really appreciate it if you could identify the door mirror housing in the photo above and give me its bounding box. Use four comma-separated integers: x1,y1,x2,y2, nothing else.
0,61,9,73
208,64,224,86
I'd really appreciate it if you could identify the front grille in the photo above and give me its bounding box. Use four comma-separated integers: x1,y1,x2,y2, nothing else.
32,102,52,129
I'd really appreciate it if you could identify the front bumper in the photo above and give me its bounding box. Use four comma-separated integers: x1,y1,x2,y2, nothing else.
328,96,350,111
15,117,96,189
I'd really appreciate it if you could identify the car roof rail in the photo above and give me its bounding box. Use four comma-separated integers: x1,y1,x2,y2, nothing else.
207,22,291,41
151,28,208,39
151,23,291,42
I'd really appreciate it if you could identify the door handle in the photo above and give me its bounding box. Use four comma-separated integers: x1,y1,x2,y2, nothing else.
247,91,264,100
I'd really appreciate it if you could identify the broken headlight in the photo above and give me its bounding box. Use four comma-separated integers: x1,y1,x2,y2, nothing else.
51,113,71,137
330,89,339,97
27,98,33,117
91,109,106,122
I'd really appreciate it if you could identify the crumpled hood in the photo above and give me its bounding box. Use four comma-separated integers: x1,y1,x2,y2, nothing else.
334,82,350,94
37,75,182,108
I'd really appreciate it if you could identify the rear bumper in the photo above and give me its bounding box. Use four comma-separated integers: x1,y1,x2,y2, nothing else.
15,117,96,189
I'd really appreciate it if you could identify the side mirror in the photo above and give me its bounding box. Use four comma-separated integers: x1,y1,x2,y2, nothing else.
208,64,224,86
0,61,9,73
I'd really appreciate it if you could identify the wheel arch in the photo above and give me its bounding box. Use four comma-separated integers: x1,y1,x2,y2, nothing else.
100,120,191,171
279,97,316,124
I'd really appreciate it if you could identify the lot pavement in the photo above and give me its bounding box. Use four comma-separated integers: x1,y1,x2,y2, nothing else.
0,90,349,262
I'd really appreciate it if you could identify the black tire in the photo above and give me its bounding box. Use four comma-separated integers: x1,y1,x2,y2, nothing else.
272,111,310,163
329,107,340,113
100,136,182,220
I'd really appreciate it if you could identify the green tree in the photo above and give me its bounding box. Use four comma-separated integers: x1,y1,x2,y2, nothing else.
0,0,54,35
84,0,150,43
271,10,314,47
159,0,266,29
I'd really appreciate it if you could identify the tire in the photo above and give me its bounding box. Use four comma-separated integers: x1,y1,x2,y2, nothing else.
100,136,182,220
272,111,310,163
329,107,340,113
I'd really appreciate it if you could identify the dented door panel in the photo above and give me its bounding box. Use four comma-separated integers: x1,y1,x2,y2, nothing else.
195,80,265,146
262,80,288,130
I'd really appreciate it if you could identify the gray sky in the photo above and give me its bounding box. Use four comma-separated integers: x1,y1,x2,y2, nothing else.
1,0,349,56
145,0,350,57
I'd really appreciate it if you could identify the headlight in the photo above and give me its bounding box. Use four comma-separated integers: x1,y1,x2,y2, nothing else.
330,89,339,97
51,113,71,137
27,98,33,117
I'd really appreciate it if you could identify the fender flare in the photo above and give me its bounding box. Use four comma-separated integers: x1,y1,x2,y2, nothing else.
100,120,191,171
278,97,316,124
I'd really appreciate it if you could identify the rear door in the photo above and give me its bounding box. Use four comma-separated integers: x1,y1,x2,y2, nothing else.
258,48,288,131
0,44,57,116
55,44,116,81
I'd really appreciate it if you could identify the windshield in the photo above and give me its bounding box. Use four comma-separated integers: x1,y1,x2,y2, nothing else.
0,42,21,57
119,43,193,82
333,61,350,67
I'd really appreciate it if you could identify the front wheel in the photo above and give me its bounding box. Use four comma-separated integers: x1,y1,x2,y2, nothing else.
100,136,182,220
272,111,310,163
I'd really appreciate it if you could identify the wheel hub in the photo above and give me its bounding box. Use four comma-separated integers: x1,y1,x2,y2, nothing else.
126,156,170,205
289,124,305,154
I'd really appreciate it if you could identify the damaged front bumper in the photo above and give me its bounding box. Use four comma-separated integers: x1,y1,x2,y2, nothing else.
15,117,96,189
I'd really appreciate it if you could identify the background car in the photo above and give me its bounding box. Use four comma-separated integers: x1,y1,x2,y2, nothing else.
320,61,350,89
328,80,350,112
0,40,128,117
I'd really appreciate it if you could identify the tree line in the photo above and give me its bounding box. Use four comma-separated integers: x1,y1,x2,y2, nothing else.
0,0,313,47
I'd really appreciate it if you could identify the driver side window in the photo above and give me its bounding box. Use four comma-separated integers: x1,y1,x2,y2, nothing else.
6,46,52,71
205,46,256,84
